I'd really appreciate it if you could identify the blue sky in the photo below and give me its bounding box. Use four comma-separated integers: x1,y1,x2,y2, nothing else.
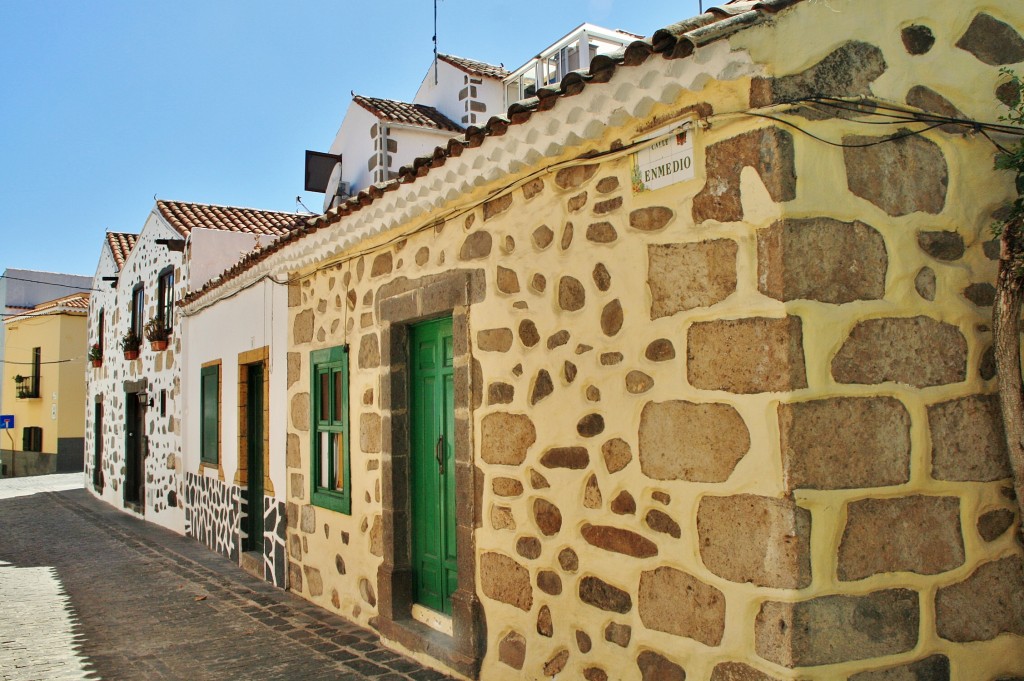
0,0,697,276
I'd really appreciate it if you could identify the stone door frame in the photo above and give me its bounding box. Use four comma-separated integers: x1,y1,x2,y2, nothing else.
375,269,485,679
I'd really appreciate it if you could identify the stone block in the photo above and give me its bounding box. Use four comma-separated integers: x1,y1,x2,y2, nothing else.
755,589,919,667
483,194,512,220
710,662,781,680
639,400,750,482
638,651,687,681
286,352,301,388
460,231,492,260
848,655,949,681
358,333,380,369
692,126,796,223
688,316,806,393
844,134,947,216
581,524,658,558
493,476,524,497
370,253,392,277
286,433,301,468
480,552,533,611
779,396,911,490
477,328,513,352
629,206,673,231
955,13,1024,65
639,566,725,646
488,382,514,405
929,394,1011,482
978,509,1015,542
698,494,811,588
291,392,310,432
832,316,966,388
917,231,964,261
838,496,964,580
540,446,589,469
480,413,535,465
498,631,526,669
935,556,1024,642
555,163,599,189
300,504,316,533
359,413,381,453
648,240,737,318
757,218,886,303
750,41,886,108
497,266,520,294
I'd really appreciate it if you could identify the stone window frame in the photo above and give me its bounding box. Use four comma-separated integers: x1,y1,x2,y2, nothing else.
310,344,351,515
375,269,485,679
200,360,221,466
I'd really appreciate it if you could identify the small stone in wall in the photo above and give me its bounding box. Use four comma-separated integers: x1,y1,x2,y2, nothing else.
935,556,1024,642
497,266,520,294
626,371,654,394
568,192,588,212
335,554,346,574
531,273,547,293
998,80,1022,109
649,240,738,318
586,385,600,401
300,505,316,533
519,319,540,347
530,469,550,489
537,605,553,637
605,622,631,647
555,163,599,190
560,549,579,573
460,231,493,260
288,563,303,592
303,566,323,597
531,370,554,405
629,207,673,231
516,536,541,559
601,299,623,336
478,328,513,352
602,438,632,473
533,225,554,249
488,382,514,405
901,25,935,55
558,276,586,311
494,477,524,497
561,222,573,250
599,352,622,366
330,589,340,609
543,650,569,677
838,495,964,581
512,363,524,377
917,231,965,261
584,474,602,509
522,178,544,200
547,330,570,348
848,655,949,681
483,194,513,220
594,197,622,215
576,344,593,354
586,222,618,243
845,134,947,216
750,41,886,109
576,629,592,652
481,552,533,611
415,246,429,266
639,567,725,646
831,316,967,388
915,267,936,301
963,283,996,307
645,509,681,538
577,413,604,437
537,570,562,595
956,13,1024,66
499,631,526,670
977,509,1015,542
584,667,608,681
645,338,675,361
980,345,997,381
481,413,536,465
294,309,314,344
906,85,970,134
370,253,393,277
564,361,578,383
592,263,611,291
709,662,781,681
579,575,632,613
582,524,657,558
534,498,562,535
541,446,589,469
610,491,636,515
596,176,619,194
491,506,516,530
358,333,380,369
638,651,687,681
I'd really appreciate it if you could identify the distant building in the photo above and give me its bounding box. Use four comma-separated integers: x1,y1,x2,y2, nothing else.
0,268,92,413
1,292,89,477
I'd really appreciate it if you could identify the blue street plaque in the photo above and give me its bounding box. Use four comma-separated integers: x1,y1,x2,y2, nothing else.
0,415,13,429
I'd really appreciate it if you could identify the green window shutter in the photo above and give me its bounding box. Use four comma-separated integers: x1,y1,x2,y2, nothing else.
310,345,350,514
200,365,219,464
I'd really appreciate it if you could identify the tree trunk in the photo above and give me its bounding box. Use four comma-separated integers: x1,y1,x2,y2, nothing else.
993,228,1024,522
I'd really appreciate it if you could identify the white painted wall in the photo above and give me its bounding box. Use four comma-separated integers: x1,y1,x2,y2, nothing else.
181,278,288,497
328,103,380,194
414,59,505,127
187,228,279,291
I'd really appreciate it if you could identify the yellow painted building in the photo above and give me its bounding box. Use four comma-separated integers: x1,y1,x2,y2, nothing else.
1,292,89,476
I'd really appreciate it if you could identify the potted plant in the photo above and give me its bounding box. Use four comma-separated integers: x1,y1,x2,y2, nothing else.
144,317,170,351
88,343,103,367
120,330,142,360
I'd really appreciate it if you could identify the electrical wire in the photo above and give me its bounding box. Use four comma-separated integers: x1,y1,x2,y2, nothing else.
0,274,99,292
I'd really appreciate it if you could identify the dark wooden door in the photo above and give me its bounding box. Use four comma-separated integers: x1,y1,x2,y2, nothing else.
245,363,265,553
410,317,456,615
124,393,145,508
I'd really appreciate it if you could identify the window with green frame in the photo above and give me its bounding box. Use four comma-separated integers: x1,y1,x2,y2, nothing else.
311,345,350,514
200,363,220,464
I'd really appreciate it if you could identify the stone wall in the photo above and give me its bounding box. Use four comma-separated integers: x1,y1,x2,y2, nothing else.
283,0,1024,678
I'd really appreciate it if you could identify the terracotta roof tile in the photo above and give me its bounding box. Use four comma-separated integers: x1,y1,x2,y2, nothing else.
106,232,138,271
353,96,464,133
183,0,803,306
156,200,306,238
6,292,90,320
437,54,510,79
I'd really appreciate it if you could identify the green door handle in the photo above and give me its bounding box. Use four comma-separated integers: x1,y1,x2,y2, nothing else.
435,435,445,475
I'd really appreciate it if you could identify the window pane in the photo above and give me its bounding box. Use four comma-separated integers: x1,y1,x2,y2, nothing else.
319,432,331,488
333,370,344,422
332,433,342,491
319,372,329,421
201,370,218,460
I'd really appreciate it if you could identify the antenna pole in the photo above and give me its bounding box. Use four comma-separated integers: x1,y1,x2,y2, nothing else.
433,0,439,85
698,0,703,12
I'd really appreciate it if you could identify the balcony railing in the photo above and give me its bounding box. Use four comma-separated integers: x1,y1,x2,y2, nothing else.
15,376,40,399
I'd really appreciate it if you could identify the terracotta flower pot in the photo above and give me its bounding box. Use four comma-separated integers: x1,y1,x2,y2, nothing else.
150,340,168,351
91,359,102,368
124,350,140,360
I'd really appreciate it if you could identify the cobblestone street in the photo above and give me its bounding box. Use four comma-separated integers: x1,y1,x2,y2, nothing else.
0,476,451,681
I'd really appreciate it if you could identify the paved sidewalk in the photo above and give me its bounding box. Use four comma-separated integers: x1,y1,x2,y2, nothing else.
0,475,451,681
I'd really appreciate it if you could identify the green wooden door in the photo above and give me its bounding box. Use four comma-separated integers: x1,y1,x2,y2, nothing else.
245,363,265,552
410,317,456,614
